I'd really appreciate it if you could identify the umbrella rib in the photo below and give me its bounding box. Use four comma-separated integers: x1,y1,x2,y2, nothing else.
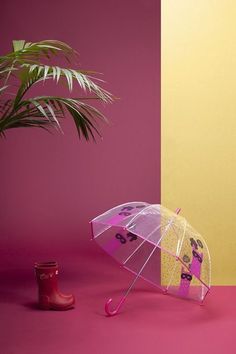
178,256,210,290
123,212,181,266
174,219,187,256
164,220,187,292
124,214,179,282
165,259,179,291
153,215,179,247
106,213,180,315
122,222,169,265
121,242,161,299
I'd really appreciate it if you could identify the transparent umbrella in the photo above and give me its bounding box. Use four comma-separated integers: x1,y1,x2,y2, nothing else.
91,202,211,316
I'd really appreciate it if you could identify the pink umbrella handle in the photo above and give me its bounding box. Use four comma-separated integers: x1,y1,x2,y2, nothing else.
105,297,126,316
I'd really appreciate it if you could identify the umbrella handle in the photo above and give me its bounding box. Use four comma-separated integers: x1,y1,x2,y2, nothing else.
105,297,126,316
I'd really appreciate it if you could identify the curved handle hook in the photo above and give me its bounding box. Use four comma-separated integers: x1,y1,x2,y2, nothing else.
105,297,126,316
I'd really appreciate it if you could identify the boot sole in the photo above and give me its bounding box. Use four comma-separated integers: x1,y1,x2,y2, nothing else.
39,296,75,311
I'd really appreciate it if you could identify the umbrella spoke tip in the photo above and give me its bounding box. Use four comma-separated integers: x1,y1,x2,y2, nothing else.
175,208,181,215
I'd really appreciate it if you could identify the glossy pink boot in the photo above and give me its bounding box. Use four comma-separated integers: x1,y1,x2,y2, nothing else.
35,261,75,310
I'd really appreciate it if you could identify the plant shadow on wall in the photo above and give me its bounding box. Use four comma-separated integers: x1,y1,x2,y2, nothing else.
0,40,113,139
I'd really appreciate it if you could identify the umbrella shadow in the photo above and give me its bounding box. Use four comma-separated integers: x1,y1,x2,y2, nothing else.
93,286,223,324
93,287,163,317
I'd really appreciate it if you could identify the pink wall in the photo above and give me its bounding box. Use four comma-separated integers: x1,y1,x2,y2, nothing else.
0,0,160,258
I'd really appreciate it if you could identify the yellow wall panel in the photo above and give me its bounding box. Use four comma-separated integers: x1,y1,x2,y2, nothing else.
162,0,236,284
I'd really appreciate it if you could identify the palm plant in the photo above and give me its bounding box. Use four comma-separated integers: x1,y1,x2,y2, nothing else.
0,40,113,140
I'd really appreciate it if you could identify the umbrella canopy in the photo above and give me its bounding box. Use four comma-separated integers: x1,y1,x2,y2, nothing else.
91,202,211,315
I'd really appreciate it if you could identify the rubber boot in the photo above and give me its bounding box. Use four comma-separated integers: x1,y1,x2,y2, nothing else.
34,261,75,310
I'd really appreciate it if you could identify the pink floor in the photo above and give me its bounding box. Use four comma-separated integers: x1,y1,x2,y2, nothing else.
1,248,235,354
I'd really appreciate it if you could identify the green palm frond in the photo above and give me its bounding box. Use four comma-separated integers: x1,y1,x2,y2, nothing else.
16,63,112,102
1,40,75,64
0,96,108,140
0,86,8,95
0,40,76,85
0,39,114,140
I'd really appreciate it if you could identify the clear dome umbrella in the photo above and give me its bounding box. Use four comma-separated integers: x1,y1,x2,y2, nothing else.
91,202,211,316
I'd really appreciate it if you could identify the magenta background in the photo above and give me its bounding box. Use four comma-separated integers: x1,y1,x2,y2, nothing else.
1,3,236,354
0,0,160,261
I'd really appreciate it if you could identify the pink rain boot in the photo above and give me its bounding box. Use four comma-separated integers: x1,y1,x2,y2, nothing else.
35,261,75,310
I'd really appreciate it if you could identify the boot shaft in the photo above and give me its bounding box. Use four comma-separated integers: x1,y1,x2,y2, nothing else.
35,261,59,294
